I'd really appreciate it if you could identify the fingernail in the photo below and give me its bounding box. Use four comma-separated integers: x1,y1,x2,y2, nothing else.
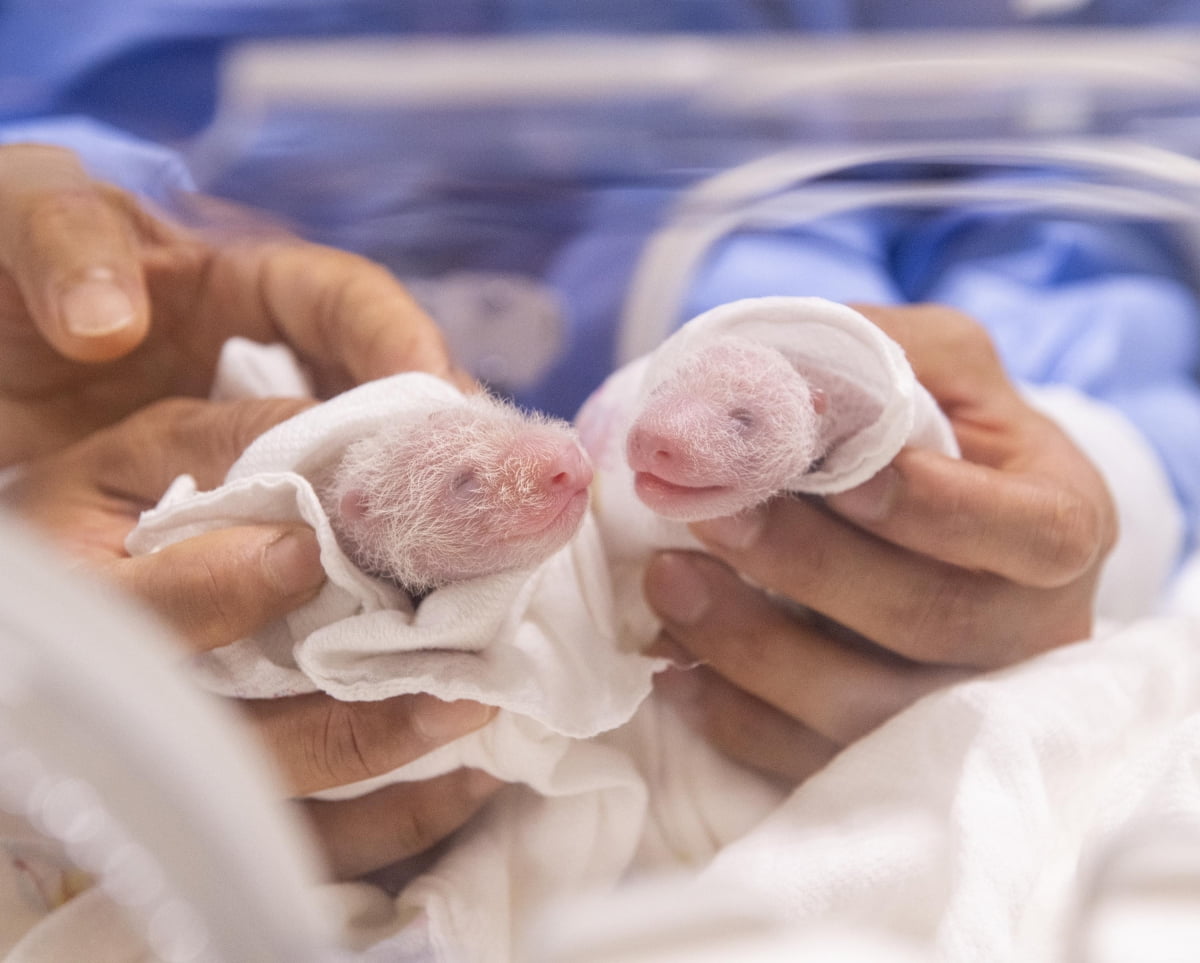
262,529,325,597
826,466,899,523
691,507,765,550
645,552,712,625
59,271,136,337
413,697,496,743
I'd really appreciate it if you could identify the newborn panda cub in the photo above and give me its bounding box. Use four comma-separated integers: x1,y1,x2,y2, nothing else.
625,336,826,521
321,393,594,594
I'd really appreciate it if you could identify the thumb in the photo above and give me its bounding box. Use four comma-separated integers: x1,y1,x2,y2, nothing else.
86,396,315,501
111,523,326,651
0,144,150,361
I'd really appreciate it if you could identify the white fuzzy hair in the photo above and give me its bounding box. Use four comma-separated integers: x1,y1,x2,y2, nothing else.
322,393,583,592
631,337,822,518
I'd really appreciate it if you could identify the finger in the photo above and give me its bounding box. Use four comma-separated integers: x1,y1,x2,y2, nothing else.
0,144,149,361
107,524,325,651
82,396,312,501
688,496,1096,666
645,551,969,742
260,244,464,387
300,768,503,879
825,445,1112,588
200,241,465,389
847,302,1013,408
240,693,497,797
653,661,840,784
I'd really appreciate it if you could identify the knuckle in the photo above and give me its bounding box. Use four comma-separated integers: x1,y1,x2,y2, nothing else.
84,399,209,497
130,398,300,488
893,570,992,665
118,397,208,441
316,702,379,785
192,554,242,647
95,181,152,222
144,397,211,459
1028,488,1107,586
908,302,1005,379
698,690,756,758
386,790,453,858
324,261,389,327
149,395,209,427
761,509,829,603
938,308,1002,366
23,188,111,251
233,397,309,440
725,618,780,675
214,399,301,463
145,550,243,651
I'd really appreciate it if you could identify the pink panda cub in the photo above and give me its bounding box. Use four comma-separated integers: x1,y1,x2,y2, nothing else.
321,392,594,595
625,336,827,522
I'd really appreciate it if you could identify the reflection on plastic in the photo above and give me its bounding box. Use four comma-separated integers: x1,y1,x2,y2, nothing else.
0,511,338,962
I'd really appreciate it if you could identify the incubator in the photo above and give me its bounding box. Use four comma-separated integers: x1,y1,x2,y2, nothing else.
6,28,1200,961
191,30,1200,410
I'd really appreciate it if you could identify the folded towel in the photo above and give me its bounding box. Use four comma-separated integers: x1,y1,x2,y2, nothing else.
126,340,659,962
128,370,655,739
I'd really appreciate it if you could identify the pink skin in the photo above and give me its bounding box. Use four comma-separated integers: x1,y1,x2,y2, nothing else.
626,338,826,522
323,395,593,592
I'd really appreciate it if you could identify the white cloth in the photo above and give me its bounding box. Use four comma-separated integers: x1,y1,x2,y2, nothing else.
579,296,960,652
694,614,1200,963
128,371,656,744
7,307,1194,961
525,615,1200,963
575,295,1186,883
574,296,962,873
126,345,660,962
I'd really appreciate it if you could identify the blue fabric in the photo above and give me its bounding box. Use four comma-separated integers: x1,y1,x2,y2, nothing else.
691,206,1200,549
7,0,1200,135
904,212,1200,550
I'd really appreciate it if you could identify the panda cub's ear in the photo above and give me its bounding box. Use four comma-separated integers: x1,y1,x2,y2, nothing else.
811,386,828,416
338,487,370,523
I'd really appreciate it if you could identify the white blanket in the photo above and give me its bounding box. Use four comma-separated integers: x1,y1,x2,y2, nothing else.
705,613,1200,962
8,299,1191,962
126,348,659,962
531,613,1200,963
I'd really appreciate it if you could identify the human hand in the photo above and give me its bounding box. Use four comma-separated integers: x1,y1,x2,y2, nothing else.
643,303,1117,784
0,143,464,465
3,397,500,877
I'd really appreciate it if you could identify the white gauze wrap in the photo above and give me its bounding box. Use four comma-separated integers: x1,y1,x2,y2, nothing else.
578,295,959,650
576,297,960,876
126,350,659,962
